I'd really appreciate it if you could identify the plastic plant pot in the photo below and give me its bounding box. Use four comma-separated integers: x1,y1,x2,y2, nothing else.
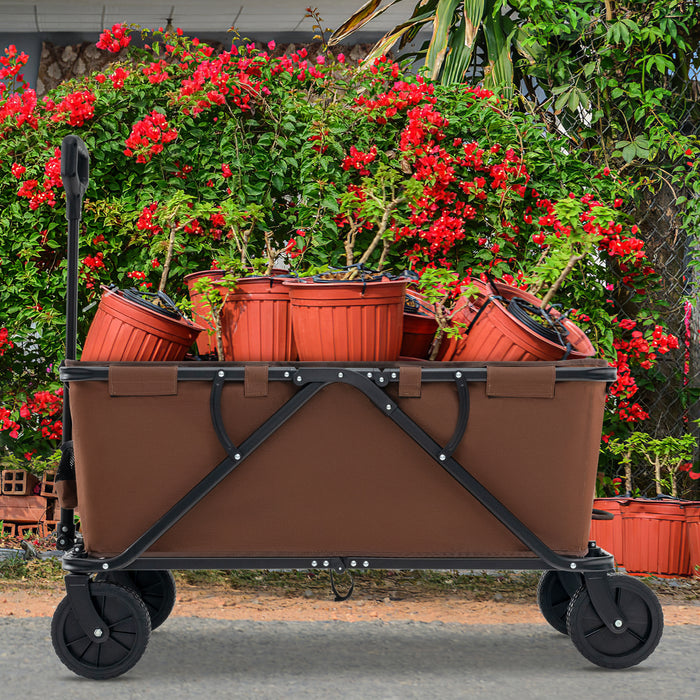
220,276,296,361
284,276,406,361
620,498,691,577
81,286,203,362
401,291,438,360
184,269,226,356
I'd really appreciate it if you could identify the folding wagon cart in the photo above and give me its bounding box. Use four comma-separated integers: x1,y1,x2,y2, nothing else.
51,136,664,679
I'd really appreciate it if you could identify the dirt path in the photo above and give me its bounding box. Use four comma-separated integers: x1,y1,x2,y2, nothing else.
2,580,699,625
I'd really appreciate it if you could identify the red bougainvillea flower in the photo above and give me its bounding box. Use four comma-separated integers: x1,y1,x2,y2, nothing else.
124,110,178,163
0,327,13,355
109,66,130,89
0,89,38,132
96,23,132,53
49,90,96,127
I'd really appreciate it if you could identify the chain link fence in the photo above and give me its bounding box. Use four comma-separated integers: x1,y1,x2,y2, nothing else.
514,64,700,499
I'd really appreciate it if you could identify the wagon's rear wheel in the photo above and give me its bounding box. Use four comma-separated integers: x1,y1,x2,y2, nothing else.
51,581,151,680
537,570,583,635
95,570,176,630
566,573,663,669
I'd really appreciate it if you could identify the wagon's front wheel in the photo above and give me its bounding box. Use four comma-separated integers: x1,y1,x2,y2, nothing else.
51,581,151,679
536,570,583,635
95,570,176,630
566,573,663,669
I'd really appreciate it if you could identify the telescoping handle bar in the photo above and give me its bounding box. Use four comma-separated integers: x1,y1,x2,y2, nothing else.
61,135,89,363
57,136,89,551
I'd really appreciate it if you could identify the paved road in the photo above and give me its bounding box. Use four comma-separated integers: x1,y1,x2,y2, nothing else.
3,618,699,698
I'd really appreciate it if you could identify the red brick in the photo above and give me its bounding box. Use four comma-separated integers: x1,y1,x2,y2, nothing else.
1,470,40,496
40,470,57,498
0,494,47,523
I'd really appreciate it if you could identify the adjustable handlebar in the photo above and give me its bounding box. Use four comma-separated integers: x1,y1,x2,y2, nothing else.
61,134,90,221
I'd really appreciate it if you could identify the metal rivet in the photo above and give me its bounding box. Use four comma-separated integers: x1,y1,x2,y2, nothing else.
391,372,397,379
296,375,303,382
439,454,446,461
323,560,329,567
350,560,357,567
614,619,623,628
385,404,392,411
455,371,462,378
311,560,318,567
338,372,344,378
62,526,68,532
102,563,109,570
367,372,373,378
570,563,577,569
93,628,103,638
284,371,290,378
363,561,369,567
218,370,225,378
378,377,385,383
234,453,241,460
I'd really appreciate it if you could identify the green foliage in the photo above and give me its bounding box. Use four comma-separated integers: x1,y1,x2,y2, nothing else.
607,431,698,496
0,24,680,478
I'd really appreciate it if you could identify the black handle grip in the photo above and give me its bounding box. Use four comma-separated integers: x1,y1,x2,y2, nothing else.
61,134,90,221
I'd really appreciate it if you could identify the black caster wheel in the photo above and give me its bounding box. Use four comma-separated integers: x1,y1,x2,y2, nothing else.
51,581,151,680
95,570,176,630
566,573,664,669
536,570,583,635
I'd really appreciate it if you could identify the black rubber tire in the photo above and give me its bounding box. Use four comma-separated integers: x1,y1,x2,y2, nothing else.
51,581,151,680
536,570,584,635
95,570,176,630
566,573,664,669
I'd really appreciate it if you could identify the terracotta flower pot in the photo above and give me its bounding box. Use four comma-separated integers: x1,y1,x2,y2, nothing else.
184,269,225,356
444,280,594,362
621,498,691,577
686,503,700,578
284,276,407,361
401,291,438,360
220,276,296,361
82,286,203,361
589,497,630,567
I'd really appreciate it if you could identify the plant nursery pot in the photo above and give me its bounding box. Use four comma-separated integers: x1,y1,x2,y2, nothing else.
284,276,407,361
454,287,594,363
589,497,630,567
401,291,438,360
440,280,594,362
220,276,296,361
621,498,691,577
184,269,225,356
686,503,700,578
81,287,203,362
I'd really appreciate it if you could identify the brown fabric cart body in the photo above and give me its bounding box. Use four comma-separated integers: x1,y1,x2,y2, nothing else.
66,359,608,559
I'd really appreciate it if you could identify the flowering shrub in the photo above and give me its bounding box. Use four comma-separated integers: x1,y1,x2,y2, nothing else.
0,26,681,479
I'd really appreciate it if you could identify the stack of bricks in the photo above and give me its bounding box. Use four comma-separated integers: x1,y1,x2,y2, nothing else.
0,469,58,538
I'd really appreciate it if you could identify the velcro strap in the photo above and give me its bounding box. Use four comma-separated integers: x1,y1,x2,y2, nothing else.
398,366,422,397
109,365,178,396
486,365,555,399
245,365,269,397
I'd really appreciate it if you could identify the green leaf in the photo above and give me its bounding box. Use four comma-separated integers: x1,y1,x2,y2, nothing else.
554,90,570,112
425,0,461,80
362,21,421,66
482,7,515,91
329,0,401,45
622,143,636,162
